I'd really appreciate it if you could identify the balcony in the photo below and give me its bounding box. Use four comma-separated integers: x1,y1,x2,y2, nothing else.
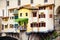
13,9,18,16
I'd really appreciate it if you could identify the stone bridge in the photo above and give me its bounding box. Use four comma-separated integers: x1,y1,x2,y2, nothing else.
0,32,28,40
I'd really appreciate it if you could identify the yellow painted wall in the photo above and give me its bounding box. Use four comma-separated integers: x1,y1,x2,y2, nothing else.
18,8,31,18
18,8,32,33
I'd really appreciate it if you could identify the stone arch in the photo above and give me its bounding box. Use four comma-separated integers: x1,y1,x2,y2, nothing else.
0,36,18,40
56,6,60,15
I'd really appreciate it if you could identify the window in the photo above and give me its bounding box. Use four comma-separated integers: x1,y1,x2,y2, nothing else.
39,22,46,27
18,0,20,5
49,14,52,18
12,17,14,19
30,23,38,27
15,24,18,28
20,13,22,17
31,23,33,27
10,17,14,19
39,15,40,18
31,0,33,4
39,23,41,27
2,10,4,16
10,24,13,28
9,9,14,13
7,1,9,6
5,25,8,29
32,12,37,17
2,25,4,30
49,6,52,10
41,22,46,27
15,16,18,19
44,0,48,3
26,13,28,16
39,12,45,18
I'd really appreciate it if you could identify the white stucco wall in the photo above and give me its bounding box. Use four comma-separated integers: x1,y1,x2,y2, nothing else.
38,10,54,32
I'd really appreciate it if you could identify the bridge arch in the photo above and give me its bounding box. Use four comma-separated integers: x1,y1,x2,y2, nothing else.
0,36,18,40
1,33,19,40
56,6,60,15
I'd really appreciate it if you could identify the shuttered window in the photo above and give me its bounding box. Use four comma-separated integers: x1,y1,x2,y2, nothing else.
32,12,37,17
39,13,45,18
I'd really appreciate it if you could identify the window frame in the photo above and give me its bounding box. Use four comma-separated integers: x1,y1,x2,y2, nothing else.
39,12,45,18
18,0,20,5
7,1,9,6
26,13,28,16
32,12,37,17
2,10,4,16
5,24,8,29
20,13,22,17
44,0,48,3
49,14,53,18
39,22,46,27
30,22,38,27
2,24,4,30
10,24,13,28
31,0,33,4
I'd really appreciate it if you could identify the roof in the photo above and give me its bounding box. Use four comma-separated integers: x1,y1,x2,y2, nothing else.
18,4,55,10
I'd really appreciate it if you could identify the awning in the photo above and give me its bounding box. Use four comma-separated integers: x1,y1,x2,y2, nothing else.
15,18,28,23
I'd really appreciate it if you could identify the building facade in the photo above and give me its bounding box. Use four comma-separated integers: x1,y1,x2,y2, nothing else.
0,0,59,33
